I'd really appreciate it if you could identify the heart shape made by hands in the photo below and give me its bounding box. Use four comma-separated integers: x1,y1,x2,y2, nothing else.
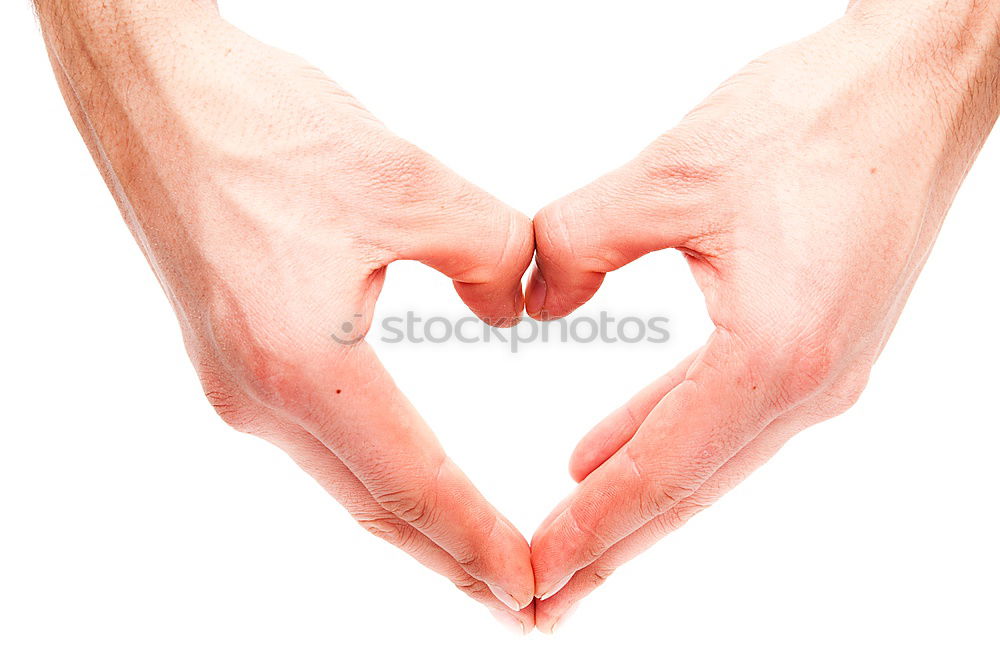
46,7,968,635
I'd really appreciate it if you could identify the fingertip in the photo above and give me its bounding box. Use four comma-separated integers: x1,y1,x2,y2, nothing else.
488,584,522,612
535,605,559,635
492,518,536,610
529,529,573,600
488,607,535,635
530,494,572,557
529,506,574,582
568,419,626,482
537,603,578,635
453,280,524,328
568,457,590,484
495,279,526,328
535,590,581,635
538,573,573,601
527,266,605,322
567,441,599,483
566,353,703,482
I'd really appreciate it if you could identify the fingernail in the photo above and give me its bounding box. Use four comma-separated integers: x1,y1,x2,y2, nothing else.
489,608,527,635
538,573,573,600
488,583,522,612
513,287,525,316
525,269,546,317
550,603,579,634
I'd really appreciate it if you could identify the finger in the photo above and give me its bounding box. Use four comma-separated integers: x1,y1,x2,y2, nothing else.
195,360,535,628
530,329,787,598
527,145,721,320
380,157,534,326
531,350,698,545
271,426,536,631
535,410,808,632
291,342,535,611
568,351,700,482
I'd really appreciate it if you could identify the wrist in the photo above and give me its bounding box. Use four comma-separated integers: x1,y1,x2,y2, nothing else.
834,1,1000,177
846,0,999,57
36,1,244,153
35,0,218,28
36,1,243,238
842,0,1000,90
37,1,222,79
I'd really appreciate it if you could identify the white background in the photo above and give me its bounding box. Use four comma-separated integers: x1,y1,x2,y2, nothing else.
2,1,998,662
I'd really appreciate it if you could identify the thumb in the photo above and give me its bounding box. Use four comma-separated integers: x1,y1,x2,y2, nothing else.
386,167,534,327
526,139,722,320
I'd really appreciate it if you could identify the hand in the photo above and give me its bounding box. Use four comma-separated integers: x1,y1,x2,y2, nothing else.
526,2,999,630
38,3,536,628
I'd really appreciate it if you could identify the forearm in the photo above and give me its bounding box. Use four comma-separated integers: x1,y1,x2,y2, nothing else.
33,0,259,313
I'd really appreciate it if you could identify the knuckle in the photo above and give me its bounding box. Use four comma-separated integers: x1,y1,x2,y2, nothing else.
752,330,842,407
203,388,258,433
728,308,852,410
449,513,502,574
654,509,688,537
637,138,726,191
495,206,535,272
371,481,440,533
778,349,835,404
452,206,533,285
197,361,261,434
566,502,614,560
646,490,719,541
632,131,732,245
358,138,441,205
534,201,608,274
591,564,615,584
232,345,300,407
452,576,493,601
641,480,691,521
647,496,711,541
450,546,481,571
205,299,312,412
625,445,696,520
379,489,435,529
450,512,505,576
822,372,871,417
356,513,419,551
840,375,869,408
532,203,573,259
649,510,684,541
674,495,713,523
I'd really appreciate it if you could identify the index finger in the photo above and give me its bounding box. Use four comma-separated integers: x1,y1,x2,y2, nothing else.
291,342,535,611
530,331,786,599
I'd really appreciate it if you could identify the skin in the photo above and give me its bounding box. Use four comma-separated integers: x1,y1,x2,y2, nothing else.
34,0,536,631
33,0,1000,637
526,0,1000,633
